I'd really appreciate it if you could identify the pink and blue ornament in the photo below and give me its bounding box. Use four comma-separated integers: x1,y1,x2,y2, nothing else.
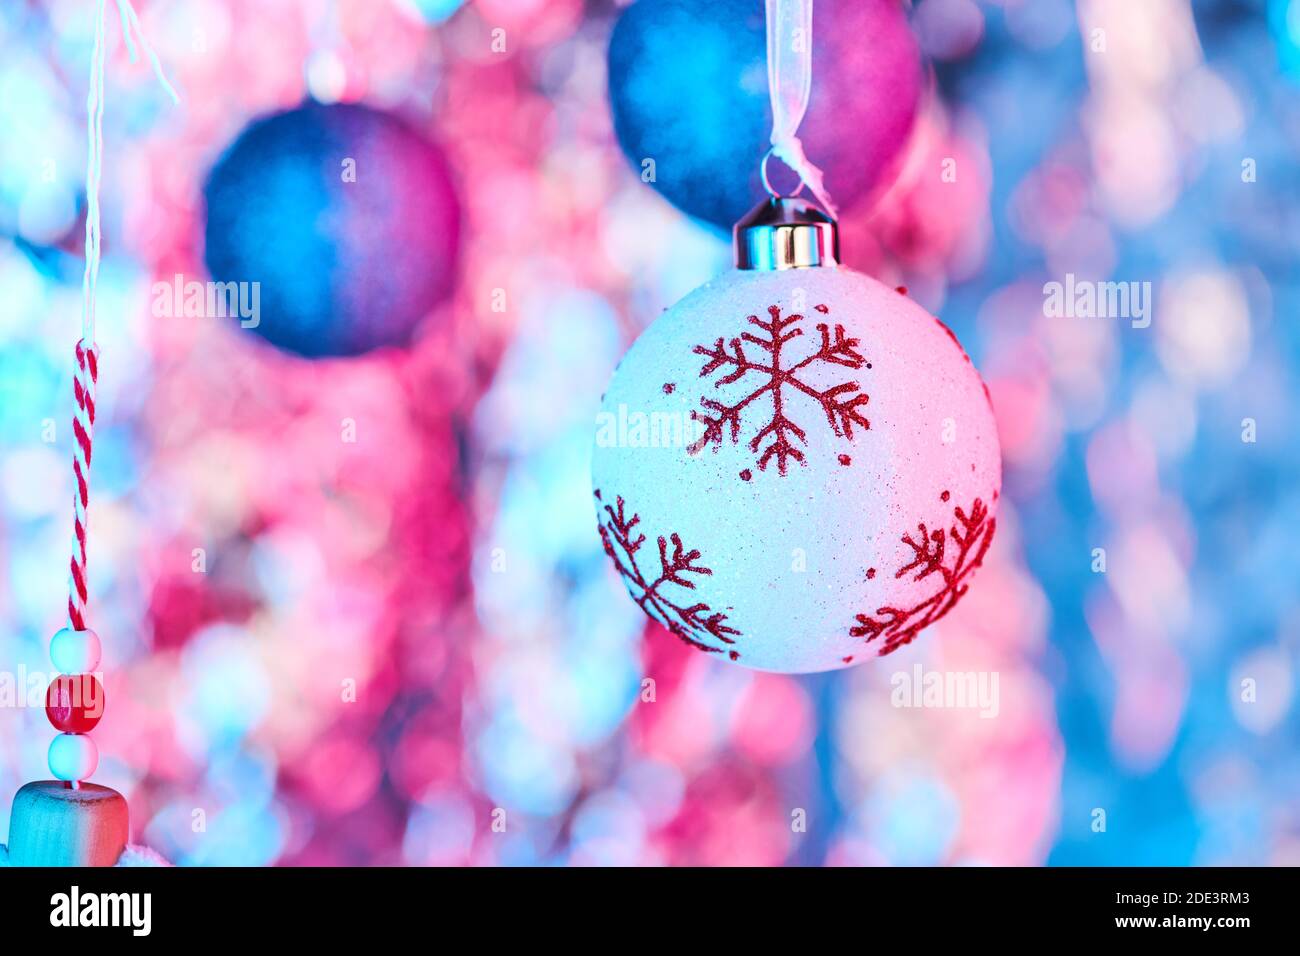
202,102,460,358
607,0,922,229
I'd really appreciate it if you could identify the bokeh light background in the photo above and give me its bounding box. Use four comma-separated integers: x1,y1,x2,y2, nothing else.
1,0,1298,865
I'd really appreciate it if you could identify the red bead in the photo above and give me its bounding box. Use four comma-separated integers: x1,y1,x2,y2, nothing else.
45,674,105,734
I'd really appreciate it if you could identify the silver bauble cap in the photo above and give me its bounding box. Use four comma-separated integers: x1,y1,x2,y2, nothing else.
733,197,839,271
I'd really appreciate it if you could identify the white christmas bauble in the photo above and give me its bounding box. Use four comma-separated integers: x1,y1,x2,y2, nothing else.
591,265,1001,672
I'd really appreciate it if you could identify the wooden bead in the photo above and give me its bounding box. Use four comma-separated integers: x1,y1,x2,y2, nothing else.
6,781,128,866
46,674,105,734
48,732,98,782
49,627,101,673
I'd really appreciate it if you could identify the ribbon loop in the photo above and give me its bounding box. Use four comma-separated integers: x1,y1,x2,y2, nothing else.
765,0,837,216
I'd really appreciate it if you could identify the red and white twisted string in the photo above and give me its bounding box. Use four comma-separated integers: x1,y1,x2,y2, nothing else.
68,339,98,633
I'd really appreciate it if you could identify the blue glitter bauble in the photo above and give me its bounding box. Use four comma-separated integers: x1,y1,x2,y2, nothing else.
203,102,459,358
608,0,921,229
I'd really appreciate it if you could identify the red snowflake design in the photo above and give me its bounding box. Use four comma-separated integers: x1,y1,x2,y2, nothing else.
594,489,741,658
850,492,996,656
687,304,871,475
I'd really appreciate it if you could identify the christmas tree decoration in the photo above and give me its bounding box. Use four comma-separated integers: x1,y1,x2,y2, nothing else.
203,101,460,358
4,0,177,867
592,0,999,673
591,214,1000,671
607,0,921,229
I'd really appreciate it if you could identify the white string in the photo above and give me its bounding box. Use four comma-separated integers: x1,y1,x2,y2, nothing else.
765,0,837,216
114,0,181,104
80,0,179,346
81,0,106,345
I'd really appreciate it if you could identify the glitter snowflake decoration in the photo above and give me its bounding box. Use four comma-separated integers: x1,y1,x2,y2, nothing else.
687,304,871,476
595,489,741,658
850,492,996,656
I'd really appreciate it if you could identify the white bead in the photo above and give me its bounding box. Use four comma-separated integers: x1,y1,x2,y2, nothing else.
49,627,101,674
48,733,98,782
